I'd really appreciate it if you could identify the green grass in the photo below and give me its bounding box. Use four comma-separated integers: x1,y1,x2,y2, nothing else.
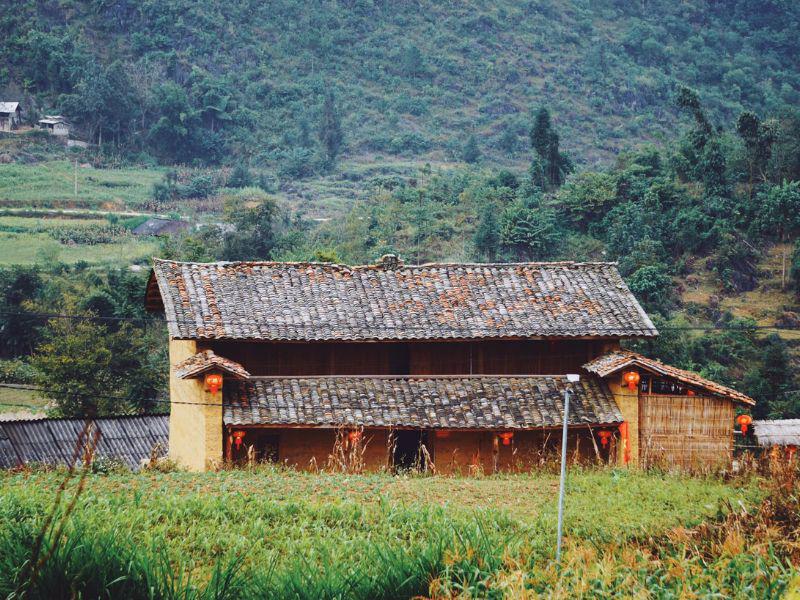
0,231,158,265
0,387,48,416
0,160,163,209
1,467,783,598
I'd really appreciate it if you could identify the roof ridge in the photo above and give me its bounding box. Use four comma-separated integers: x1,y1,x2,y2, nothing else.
152,258,620,270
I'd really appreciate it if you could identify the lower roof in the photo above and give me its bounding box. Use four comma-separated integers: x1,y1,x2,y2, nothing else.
753,419,800,447
0,414,168,470
583,350,755,405
223,375,622,429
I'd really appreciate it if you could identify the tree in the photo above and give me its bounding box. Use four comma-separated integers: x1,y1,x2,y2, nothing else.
31,319,164,417
626,265,674,317
557,171,617,230
222,192,278,260
147,82,198,162
473,202,500,261
461,134,480,163
399,45,424,78
529,108,572,190
756,181,800,288
318,91,344,165
0,266,43,358
736,112,776,194
499,200,561,260
228,163,253,188
745,334,793,419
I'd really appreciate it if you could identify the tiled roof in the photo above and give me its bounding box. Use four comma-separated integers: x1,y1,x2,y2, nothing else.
0,415,168,470
583,351,755,405
223,375,622,428
174,349,250,380
753,420,800,447
149,258,657,341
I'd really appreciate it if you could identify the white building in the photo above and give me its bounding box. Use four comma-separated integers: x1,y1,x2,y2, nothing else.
0,102,22,132
38,115,70,136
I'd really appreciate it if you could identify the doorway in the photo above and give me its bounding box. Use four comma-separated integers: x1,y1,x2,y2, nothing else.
392,430,430,471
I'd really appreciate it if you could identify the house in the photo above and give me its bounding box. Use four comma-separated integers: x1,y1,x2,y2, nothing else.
132,218,190,237
37,115,69,136
0,414,168,470
146,256,755,473
0,102,22,132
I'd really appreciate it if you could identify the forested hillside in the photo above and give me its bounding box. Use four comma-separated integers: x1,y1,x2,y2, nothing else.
2,0,800,168
1,0,800,420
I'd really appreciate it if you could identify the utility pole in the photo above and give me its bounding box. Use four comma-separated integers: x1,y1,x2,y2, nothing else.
556,373,580,563
74,159,78,198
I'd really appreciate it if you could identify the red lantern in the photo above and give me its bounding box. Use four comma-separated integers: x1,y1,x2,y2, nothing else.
597,430,612,448
232,430,245,450
498,432,514,446
348,430,362,444
205,373,223,395
622,371,640,391
736,414,753,435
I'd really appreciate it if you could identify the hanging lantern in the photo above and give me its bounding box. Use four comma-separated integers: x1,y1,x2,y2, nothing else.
736,414,753,435
622,370,640,391
205,373,223,394
597,430,612,448
498,432,514,446
348,430,362,445
687,389,696,396
232,430,245,450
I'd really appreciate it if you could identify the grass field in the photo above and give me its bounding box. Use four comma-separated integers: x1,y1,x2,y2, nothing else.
0,387,48,417
1,467,794,598
0,160,163,210
0,231,158,265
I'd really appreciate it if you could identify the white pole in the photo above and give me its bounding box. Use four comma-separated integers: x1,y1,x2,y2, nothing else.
557,374,580,563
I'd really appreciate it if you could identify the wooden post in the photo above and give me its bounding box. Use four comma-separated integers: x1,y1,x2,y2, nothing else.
74,159,78,198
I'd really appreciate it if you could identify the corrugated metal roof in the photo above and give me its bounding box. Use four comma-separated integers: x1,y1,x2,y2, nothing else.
0,415,168,470
0,102,20,113
753,419,800,447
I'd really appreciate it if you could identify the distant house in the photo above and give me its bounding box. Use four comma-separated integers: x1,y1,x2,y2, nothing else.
0,102,22,132
146,256,754,473
132,218,190,237
38,115,69,136
0,414,168,470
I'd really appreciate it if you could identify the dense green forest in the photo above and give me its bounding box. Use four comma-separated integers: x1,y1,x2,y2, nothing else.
2,0,800,169
1,1,800,420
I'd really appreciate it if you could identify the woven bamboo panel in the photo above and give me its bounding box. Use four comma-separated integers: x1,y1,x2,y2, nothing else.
639,395,734,470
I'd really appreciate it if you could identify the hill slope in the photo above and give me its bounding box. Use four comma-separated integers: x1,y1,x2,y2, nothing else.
2,0,799,166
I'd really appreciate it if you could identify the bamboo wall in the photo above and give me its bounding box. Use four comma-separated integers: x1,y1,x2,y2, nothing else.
639,394,734,470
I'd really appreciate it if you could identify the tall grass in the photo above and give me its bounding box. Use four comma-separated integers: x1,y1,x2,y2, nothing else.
0,467,791,598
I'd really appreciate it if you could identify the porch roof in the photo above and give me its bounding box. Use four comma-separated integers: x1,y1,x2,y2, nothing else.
583,350,755,405
222,375,622,429
174,349,250,380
